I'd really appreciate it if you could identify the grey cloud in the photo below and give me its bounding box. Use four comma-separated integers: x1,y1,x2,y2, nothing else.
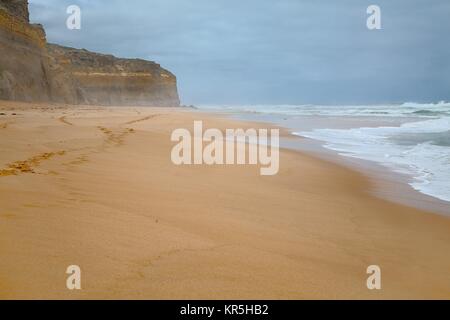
29,0,450,105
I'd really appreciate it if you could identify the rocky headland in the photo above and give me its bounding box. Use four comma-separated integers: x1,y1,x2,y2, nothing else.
0,0,180,106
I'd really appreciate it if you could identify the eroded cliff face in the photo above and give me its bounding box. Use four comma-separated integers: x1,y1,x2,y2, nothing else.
0,1,50,101
47,44,180,107
0,0,29,21
0,0,180,106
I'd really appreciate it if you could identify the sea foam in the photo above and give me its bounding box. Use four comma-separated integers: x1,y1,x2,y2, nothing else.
199,102,450,202
295,116,450,202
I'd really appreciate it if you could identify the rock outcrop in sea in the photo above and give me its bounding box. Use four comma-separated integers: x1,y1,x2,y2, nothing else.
0,0,180,107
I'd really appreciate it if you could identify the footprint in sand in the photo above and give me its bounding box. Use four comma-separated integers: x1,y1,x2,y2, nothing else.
0,151,66,177
97,126,136,146
64,155,89,167
0,213,16,219
124,114,161,125
58,116,73,126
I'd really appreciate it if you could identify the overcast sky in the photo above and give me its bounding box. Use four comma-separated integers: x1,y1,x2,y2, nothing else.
29,0,450,106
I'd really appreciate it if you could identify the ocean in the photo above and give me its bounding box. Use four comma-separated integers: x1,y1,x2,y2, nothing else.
198,102,450,203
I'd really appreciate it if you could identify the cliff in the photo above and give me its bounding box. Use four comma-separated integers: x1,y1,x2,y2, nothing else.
0,1,50,101
0,0,29,21
47,44,180,107
0,0,180,106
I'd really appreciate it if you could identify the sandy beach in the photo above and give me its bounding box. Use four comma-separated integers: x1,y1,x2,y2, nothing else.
0,101,449,299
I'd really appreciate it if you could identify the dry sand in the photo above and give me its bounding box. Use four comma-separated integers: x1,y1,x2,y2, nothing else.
0,101,449,299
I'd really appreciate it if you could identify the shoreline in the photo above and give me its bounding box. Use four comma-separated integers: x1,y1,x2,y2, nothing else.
297,137,450,216
1,101,450,299
215,111,450,216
